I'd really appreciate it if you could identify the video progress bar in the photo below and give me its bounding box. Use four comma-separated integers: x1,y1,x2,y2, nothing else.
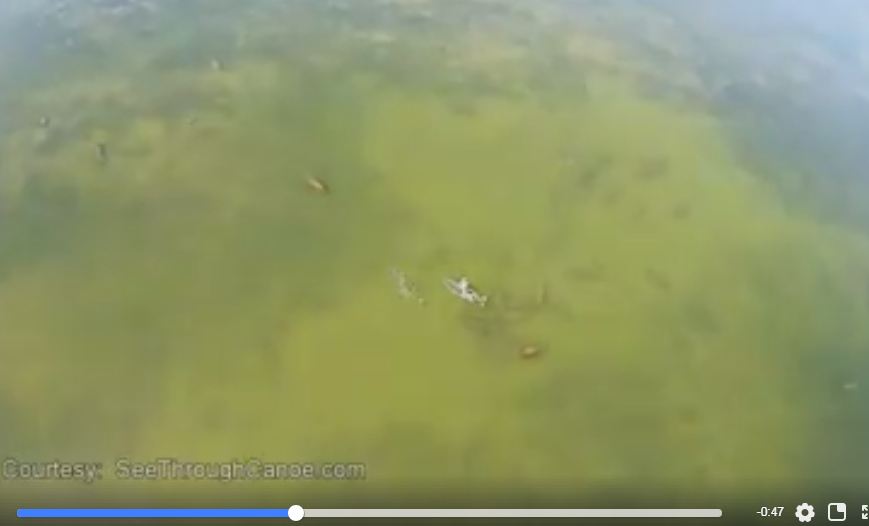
17,507,724,520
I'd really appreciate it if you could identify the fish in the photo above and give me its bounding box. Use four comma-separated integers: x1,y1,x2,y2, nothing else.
305,176,329,194
95,142,108,164
519,344,542,359
536,282,548,305
443,276,487,307
389,268,424,304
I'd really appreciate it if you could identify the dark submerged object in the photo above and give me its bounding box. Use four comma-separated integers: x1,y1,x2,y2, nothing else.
673,202,692,219
637,157,669,180
645,267,671,291
95,142,108,164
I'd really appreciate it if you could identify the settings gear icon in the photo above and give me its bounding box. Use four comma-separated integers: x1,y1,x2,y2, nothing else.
795,503,815,523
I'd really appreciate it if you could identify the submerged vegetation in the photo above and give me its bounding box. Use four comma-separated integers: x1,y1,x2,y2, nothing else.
1,0,868,503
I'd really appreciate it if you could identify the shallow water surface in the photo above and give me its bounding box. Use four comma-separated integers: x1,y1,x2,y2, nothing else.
1,0,868,506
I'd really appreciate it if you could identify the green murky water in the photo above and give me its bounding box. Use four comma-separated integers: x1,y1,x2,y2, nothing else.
1,0,868,506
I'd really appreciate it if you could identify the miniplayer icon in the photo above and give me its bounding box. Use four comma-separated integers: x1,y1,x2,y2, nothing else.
828,503,846,522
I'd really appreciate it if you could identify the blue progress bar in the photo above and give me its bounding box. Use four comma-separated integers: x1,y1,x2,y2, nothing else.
17,509,289,519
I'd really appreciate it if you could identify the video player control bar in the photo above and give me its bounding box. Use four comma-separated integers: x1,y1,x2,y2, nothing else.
17,507,724,521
